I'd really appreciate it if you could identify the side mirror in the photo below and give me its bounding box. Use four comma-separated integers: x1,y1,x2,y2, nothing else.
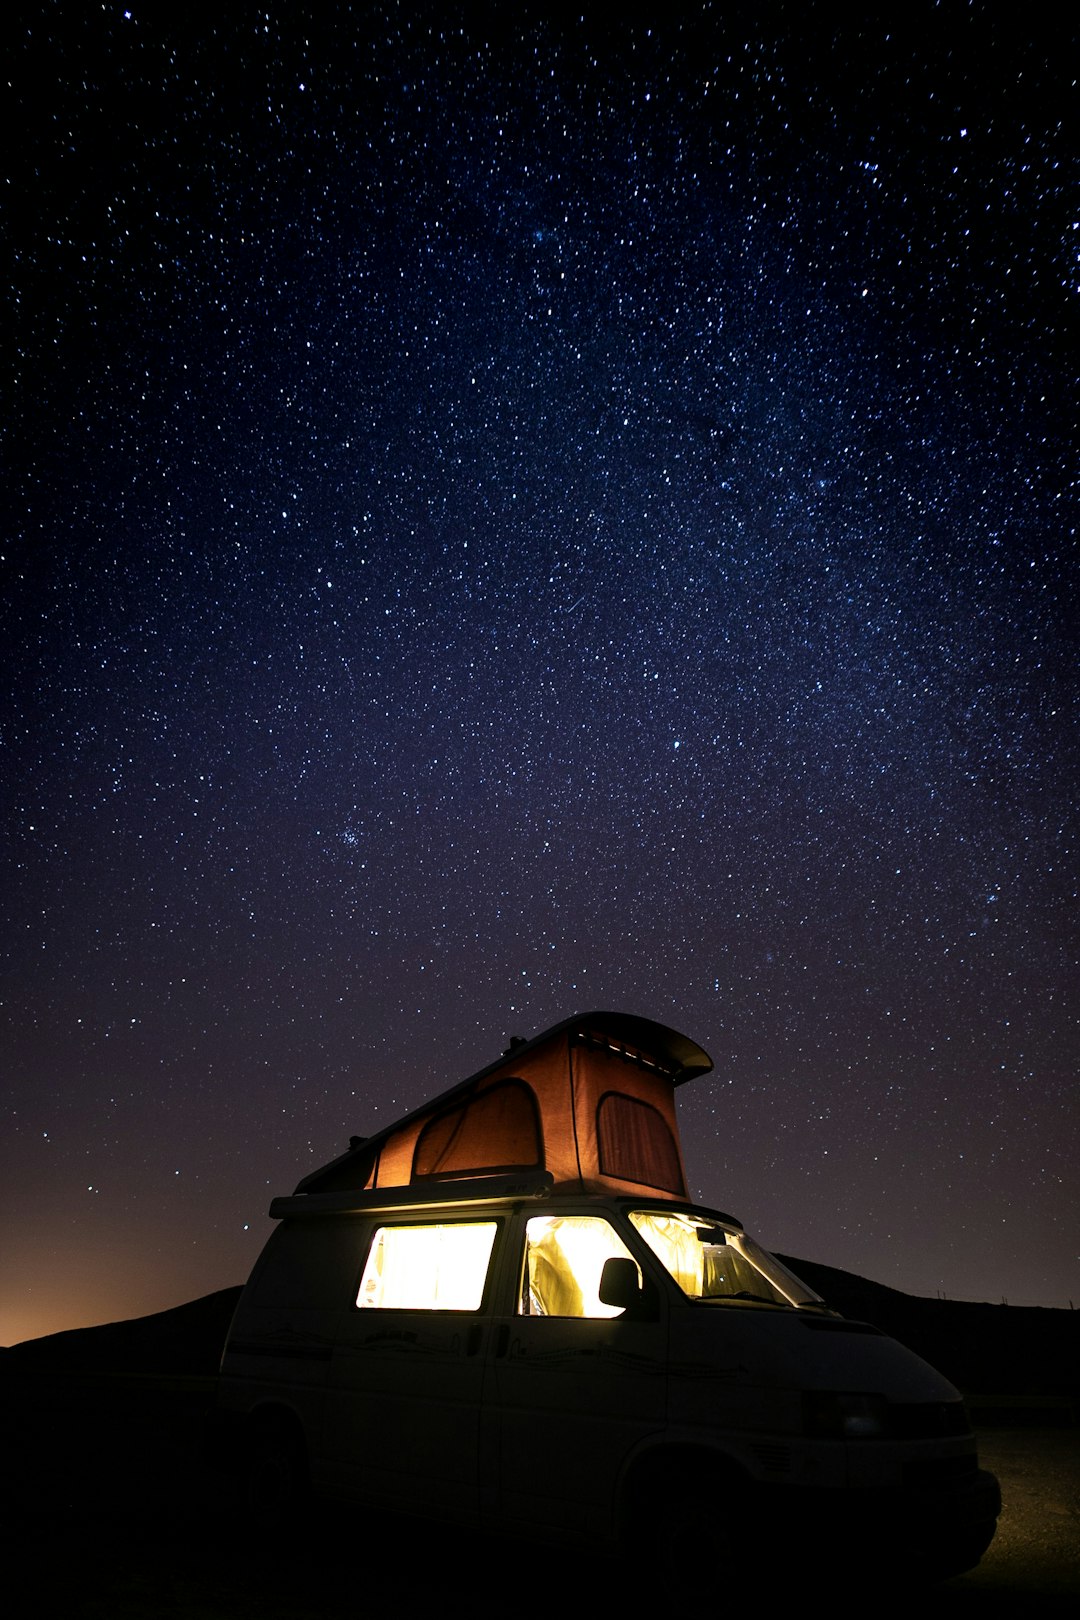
599,1256,643,1310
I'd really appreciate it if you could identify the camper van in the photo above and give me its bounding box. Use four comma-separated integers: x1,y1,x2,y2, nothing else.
218,1012,999,1579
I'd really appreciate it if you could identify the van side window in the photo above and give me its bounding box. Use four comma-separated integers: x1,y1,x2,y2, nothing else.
357,1222,498,1312
519,1215,639,1319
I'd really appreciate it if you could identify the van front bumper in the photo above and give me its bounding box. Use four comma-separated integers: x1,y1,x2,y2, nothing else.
762,1465,1001,1579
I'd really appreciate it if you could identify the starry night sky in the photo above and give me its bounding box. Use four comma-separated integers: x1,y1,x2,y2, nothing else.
3,3,1077,1344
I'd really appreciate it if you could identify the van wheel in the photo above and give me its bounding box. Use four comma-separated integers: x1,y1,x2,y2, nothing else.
244,1420,308,1531
619,1455,748,1581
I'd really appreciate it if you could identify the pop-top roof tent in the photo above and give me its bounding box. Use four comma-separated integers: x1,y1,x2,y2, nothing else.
296,1011,712,1202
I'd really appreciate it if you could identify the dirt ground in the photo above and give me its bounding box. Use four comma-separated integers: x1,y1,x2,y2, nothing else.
946,1428,1080,1610
1,1377,1075,1616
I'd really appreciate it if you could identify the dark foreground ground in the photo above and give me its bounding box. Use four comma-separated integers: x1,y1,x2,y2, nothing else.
0,1373,1075,1618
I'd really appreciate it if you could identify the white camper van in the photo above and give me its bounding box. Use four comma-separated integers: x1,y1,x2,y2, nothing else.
218,1012,999,1580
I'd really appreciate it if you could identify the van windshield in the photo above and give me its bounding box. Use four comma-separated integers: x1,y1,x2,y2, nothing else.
628,1210,823,1308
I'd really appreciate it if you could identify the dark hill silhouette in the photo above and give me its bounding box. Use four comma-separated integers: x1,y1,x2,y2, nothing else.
0,1287,242,1378
1,1271,1076,1610
778,1256,1079,1405
3,1261,1077,1405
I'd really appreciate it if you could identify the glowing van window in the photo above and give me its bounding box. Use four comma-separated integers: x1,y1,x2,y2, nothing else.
357,1222,498,1311
519,1215,639,1319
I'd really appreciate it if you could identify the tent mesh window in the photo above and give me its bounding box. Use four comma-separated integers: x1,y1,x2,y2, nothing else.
412,1078,542,1179
596,1092,684,1193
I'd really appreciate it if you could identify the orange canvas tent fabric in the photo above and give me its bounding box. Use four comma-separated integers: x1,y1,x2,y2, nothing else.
297,1012,711,1201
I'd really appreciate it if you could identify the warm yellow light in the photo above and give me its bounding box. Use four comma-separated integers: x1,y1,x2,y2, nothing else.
629,1209,819,1306
629,1210,704,1295
357,1221,497,1311
523,1215,638,1318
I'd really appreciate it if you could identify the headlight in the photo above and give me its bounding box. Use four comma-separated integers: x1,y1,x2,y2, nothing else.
803,1391,889,1439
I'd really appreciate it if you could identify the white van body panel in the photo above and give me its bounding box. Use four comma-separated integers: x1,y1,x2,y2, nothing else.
668,1308,960,1406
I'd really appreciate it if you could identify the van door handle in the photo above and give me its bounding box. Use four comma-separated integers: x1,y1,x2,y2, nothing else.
466,1325,483,1357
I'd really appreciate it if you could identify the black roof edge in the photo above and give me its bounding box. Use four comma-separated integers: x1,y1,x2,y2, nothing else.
272,1171,556,1219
